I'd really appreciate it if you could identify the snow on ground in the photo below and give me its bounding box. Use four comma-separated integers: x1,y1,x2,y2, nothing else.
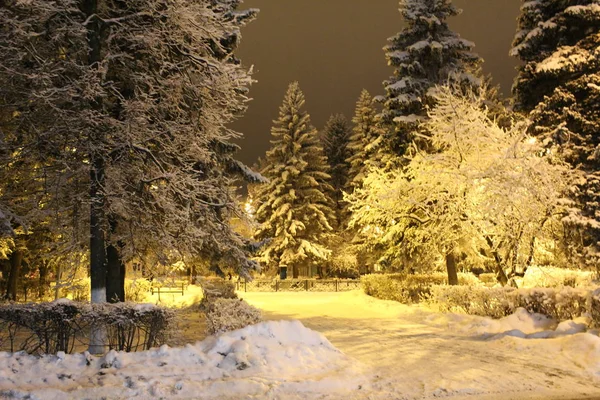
3,290,600,399
0,320,367,400
240,290,600,400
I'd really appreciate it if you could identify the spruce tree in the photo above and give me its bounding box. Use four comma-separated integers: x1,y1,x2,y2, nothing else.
381,0,481,157
347,90,386,189
511,1,600,264
321,114,351,227
254,82,334,278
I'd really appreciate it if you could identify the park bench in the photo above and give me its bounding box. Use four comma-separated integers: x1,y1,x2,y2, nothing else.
150,282,188,300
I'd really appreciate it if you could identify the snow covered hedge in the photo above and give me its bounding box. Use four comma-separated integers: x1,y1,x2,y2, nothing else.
429,285,595,323
240,279,360,292
0,300,175,355
200,278,262,335
361,273,481,304
204,298,262,335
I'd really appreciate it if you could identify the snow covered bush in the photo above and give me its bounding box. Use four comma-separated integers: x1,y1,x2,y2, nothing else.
478,273,498,287
125,279,152,303
522,267,595,288
429,286,515,319
94,303,175,352
204,298,262,335
0,300,174,354
361,273,481,304
361,274,409,303
200,278,237,301
429,286,590,322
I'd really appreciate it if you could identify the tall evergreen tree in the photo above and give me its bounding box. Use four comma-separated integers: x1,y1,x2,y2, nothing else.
321,114,351,227
0,0,260,309
380,0,481,158
511,0,600,264
347,90,386,189
254,82,334,278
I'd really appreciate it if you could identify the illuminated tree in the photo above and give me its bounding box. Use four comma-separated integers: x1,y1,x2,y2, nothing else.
347,90,386,189
347,86,574,285
254,83,334,278
511,0,600,265
380,0,481,160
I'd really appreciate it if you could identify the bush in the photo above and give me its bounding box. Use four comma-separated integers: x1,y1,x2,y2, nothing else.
361,273,481,304
204,297,262,335
478,273,498,286
125,279,152,302
0,300,175,355
522,266,595,288
428,285,591,322
200,277,237,300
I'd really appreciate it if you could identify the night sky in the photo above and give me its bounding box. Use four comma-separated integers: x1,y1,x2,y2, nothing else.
232,0,522,166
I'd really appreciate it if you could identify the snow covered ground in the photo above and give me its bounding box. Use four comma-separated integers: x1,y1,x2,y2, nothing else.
2,290,600,399
240,290,600,400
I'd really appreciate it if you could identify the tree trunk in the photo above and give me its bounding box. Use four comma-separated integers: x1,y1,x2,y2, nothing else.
106,242,125,303
292,265,299,279
445,252,458,286
6,249,23,301
38,261,48,299
484,236,510,286
83,0,107,354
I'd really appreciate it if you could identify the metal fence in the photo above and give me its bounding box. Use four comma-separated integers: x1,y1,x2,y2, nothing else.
236,279,361,292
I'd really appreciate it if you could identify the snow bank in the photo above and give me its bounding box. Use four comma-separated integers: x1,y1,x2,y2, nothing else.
0,320,367,399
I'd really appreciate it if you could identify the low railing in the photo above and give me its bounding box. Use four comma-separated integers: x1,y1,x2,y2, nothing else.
236,279,360,293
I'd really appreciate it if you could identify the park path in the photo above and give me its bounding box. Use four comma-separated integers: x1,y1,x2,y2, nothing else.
240,290,600,400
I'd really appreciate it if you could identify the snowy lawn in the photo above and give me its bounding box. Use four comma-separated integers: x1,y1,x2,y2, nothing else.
240,290,600,400
3,290,600,399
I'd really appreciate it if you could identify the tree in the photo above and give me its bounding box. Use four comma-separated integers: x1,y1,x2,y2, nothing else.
380,0,481,159
347,90,386,189
254,82,334,278
511,1,600,265
347,86,574,285
321,114,351,228
0,0,260,311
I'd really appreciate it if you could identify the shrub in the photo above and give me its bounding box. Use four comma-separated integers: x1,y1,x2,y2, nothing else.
428,285,590,322
200,277,237,300
0,300,175,355
522,266,595,288
361,273,481,304
125,279,152,302
204,298,262,335
478,273,498,286
95,303,175,352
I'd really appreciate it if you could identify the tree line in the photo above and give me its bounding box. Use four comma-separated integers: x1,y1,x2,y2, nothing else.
250,0,600,285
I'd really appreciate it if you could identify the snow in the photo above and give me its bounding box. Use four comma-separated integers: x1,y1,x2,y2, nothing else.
0,320,367,400
241,290,600,399
536,45,593,74
3,290,600,399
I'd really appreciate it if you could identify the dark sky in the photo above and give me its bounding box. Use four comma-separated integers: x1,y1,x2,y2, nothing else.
232,0,522,166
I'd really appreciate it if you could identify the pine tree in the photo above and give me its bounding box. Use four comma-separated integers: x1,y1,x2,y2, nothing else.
380,0,481,157
0,0,260,309
511,1,600,264
254,82,334,278
347,90,386,189
321,114,351,227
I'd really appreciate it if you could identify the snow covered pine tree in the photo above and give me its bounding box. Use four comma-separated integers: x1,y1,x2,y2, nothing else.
254,83,335,279
346,90,386,190
380,0,481,161
511,0,600,265
321,114,351,228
